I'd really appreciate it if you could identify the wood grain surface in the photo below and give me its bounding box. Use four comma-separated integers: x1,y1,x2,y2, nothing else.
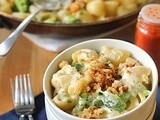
0,28,58,114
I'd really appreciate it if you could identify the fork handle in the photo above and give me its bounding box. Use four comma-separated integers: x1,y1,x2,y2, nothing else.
0,8,42,57
28,115,34,120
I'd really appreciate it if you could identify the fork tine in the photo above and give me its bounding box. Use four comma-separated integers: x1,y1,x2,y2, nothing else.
27,74,34,105
23,74,29,105
15,75,20,106
19,75,25,105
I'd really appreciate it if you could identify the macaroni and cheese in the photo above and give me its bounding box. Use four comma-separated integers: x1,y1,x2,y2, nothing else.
0,0,149,24
51,46,151,119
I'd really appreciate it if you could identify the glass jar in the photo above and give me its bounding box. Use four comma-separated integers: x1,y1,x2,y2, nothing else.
134,4,160,80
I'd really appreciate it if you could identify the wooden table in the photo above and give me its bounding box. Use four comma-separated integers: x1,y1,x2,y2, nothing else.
0,28,58,115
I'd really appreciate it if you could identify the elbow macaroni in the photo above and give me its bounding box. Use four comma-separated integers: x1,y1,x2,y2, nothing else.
0,0,149,24
50,46,151,119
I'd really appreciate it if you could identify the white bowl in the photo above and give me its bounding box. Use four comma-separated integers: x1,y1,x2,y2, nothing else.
44,97,156,120
43,39,158,120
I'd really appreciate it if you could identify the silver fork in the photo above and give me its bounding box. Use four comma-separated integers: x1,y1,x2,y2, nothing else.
11,74,35,120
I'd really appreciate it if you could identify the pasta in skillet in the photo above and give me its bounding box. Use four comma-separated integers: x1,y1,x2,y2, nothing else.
51,46,151,119
0,0,149,24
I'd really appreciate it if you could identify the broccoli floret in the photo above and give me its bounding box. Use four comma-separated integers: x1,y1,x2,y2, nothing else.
94,99,104,108
15,0,30,12
102,92,126,113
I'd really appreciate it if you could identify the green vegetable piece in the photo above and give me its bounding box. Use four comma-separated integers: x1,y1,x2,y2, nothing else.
78,92,94,109
74,63,83,71
43,18,57,24
80,92,89,99
98,92,103,95
103,92,126,112
94,99,104,108
114,100,126,112
120,92,131,102
63,15,80,24
143,89,150,97
15,0,30,12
